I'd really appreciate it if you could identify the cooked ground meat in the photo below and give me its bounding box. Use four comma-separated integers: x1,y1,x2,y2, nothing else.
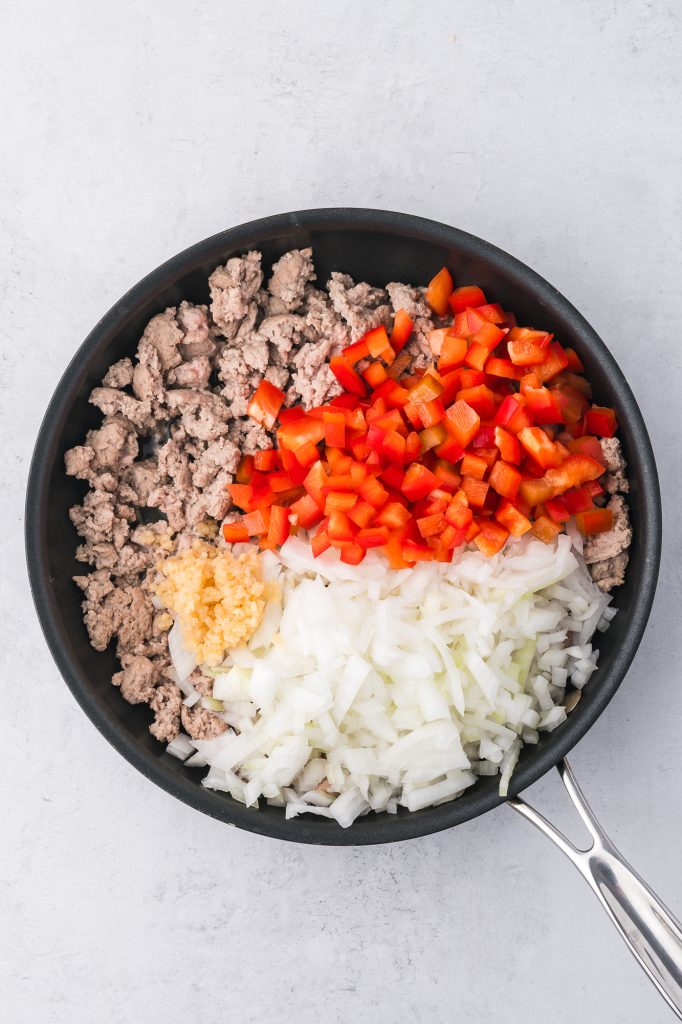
65,247,632,749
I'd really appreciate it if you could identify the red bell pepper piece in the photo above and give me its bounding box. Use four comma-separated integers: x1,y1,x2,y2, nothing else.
472,322,506,352
460,453,488,480
253,449,279,472
437,334,468,373
474,303,505,324
564,348,585,372
362,362,388,388
426,266,454,316
494,426,521,464
303,461,328,508
222,522,249,543
278,415,326,452
349,500,376,528
488,460,522,501
342,338,370,365
355,526,389,549
294,441,321,467
363,325,391,358
523,386,563,425
322,409,346,448
495,500,532,537
242,508,271,537
358,475,389,508
585,405,618,438
416,513,447,538
290,493,324,529
544,455,604,494
567,435,604,463
518,476,557,506
267,505,291,547
311,527,331,557
340,543,366,565
227,483,257,511
485,357,525,381
537,342,570,382
518,426,561,469
390,308,414,352
530,514,563,544
545,496,571,523
461,476,489,508
401,463,440,501
562,487,594,514
443,400,481,448
329,355,367,397
448,285,486,314
463,342,489,372
247,379,285,429
494,394,533,435
456,385,495,420
473,519,509,557
575,508,614,535
324,491,358,515
434,460,462,493
375,502,412,530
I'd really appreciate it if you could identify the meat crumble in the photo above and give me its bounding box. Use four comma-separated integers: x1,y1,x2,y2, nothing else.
64,249,632,745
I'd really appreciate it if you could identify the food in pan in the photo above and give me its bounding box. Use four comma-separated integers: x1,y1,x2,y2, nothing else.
65,249,631,823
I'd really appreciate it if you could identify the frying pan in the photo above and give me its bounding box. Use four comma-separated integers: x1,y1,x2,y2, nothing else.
25,209,681,1015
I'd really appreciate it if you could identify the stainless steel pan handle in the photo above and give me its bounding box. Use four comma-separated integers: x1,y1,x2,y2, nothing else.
509,759,682,1019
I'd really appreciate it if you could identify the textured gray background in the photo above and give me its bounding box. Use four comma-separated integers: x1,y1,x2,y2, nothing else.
2,2,681,1022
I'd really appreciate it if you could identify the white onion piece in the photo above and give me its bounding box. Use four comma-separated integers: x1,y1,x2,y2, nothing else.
168,618,197,683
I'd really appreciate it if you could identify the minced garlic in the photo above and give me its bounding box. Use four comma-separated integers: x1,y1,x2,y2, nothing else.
154,541,265,667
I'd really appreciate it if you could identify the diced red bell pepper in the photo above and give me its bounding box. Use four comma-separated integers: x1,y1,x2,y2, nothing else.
321,409,346,448
311,527,331,557
278,415,326,452
342,338,370,365
377,429,405,465
562,487,594,514
460,453,488,480
567,435,604,463
390,308,414,352
419,424,447,452
380,465,406,491
473,519,509,557
435,435,466,464
448,285,486,314
236,454,255,484
375,502,412,530
475,303,506,324
523,386,563,425
472,322,506,352
222,522,249,543
253,449,279,472
426,266,454,316
471,444,498,467
327,511,355,542
464,342,490,372
564,348,585,372
348,500,375,528
459,369,486,390
485,357,525,381
494,394,533,434
545,496,571,523
303,461,328,508
290,493,324,529
416,398,444,429
537,342,570,382
585,405,618,438
329,355,367,397
433,460,462,492
267,505,291,546
402,463,440,501
347,526,385,550
416,513,446,538
247,380,285,429
488,460,522,501
340,543,366,565
518,426,561,469
507,338,548,366
438,334,468,372
575,508,614,535
324,491,358,515
519,476,557,506
544,455,604,494
357,475,388,508
363,324,391,358
242,508,271,537
495,500,532,537
227,483,257,510
530,514,563,544
461,475,489,508
456,384,495,419
494,426,521,464
362,362,388,388
294,441,321,468
443,400,481,448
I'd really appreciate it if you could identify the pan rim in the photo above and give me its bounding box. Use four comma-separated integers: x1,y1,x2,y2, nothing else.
25,207,662,845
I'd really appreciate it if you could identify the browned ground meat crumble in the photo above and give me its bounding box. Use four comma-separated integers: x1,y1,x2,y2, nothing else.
65,249,632,745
